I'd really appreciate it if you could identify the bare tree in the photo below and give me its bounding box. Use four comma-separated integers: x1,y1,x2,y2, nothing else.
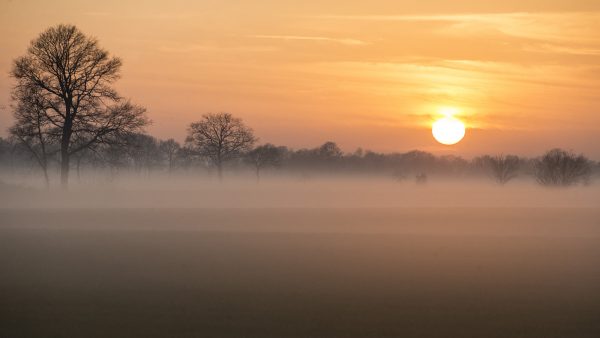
534,149,592,186
9,85,57,189
11,24,149,188
186,113,256,180
318,141,343,159
159,139,181,173
486,154,521,185
246,143,283,181
415,173,428,184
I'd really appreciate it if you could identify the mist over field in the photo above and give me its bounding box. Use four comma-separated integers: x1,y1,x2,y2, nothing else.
1,173,600,209
1,174,600,338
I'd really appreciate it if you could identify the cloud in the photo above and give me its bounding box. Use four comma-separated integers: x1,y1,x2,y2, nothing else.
314,12,600,42
522,43,600,56
84,11,201,20
158,43,278,53
314,14,506,22
248,35,367,46
309,12,600,65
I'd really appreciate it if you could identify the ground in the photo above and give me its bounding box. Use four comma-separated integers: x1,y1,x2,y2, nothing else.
1,202,599,337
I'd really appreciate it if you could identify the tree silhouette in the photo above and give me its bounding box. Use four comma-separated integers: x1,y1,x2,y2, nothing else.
159,139,181,173
246,144,283,181
486,154,521,185
318,141,343,159
11,24,149,188
186,113,256,180
534,149,592,186
9,85,57,189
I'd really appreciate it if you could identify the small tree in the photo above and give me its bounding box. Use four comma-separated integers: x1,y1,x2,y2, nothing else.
486,154,520,185
186,113,256,180
318,141,343,159
159,139,181,173
246,143,283,181
415,173,428,184
124,133,161,174
534,149,592,186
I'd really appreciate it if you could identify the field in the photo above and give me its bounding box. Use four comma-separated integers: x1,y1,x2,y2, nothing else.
1,180,599,337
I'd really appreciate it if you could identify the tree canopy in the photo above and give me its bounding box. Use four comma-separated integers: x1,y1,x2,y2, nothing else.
11,24,149,188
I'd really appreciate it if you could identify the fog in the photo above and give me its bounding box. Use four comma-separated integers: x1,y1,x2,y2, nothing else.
1,174,599,337
2,173,599,209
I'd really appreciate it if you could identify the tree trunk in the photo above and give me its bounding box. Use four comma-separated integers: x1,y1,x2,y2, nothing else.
256,166,260,183
217,163,223,182
216,152,223,182
76,156,82,182
60,149,70,189
60,114,73,190
42,165,50,191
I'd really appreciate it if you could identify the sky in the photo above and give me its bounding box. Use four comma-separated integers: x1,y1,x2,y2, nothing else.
1,0,599,158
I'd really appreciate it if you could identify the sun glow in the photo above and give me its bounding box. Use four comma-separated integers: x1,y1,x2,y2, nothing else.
438,107,460,118
432,114,466,145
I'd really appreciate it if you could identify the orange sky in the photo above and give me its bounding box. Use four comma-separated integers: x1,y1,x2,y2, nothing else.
1,0,599,158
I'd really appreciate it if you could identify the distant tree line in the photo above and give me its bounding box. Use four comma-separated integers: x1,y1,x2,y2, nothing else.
1,129,597,188
2,24,598,189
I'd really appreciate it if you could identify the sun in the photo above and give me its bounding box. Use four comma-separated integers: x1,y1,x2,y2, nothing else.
432,116,465,145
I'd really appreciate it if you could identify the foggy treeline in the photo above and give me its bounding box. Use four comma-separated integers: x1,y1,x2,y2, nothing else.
1,133,598,187
2,24,598,189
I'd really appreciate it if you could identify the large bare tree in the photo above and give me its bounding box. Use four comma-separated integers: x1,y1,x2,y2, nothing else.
11,24,149,188
186,113,256,180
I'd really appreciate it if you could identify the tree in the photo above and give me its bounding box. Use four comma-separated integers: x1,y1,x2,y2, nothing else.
185,113,256,180
9,85,57,189
399,150,437,176
98,141,130,179
534,149,592,186
246,143,283,181
159,139,181,173
486,154,521,185
318,141,343,159
415,173,428,184
0,138,10,164
11,24,149,188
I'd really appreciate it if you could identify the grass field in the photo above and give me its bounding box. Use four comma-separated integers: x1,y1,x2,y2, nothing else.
1,203,599,337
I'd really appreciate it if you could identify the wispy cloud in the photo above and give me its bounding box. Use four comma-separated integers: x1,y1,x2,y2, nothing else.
314,13,507,22
313,11,600,63
313,12,598,23
158,43,278,53
84,11,202,20
522,43,600,56
248,35,367,46
315,12,600,42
